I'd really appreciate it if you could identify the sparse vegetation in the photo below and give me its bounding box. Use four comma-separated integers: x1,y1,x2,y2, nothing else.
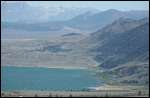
48,93,52,97
38,45,72,53
105,93,109,97
69,94,72,97
81,88,90,92
1,90,149,97
35,94,38,97
138,90,141,96
56,94,59,97
1,93,4,96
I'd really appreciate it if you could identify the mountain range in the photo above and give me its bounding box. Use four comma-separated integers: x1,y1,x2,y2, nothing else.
66,9,149,30
1,8,149,39
1,1,100,22
2,1,149,24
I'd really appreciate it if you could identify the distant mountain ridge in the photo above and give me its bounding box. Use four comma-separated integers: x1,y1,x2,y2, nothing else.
65,9,149,30
61,33,82,36
1,1,100,22
1,8,149,39
1,1,149,24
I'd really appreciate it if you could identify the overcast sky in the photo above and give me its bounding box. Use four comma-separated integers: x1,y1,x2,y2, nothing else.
2,1,149,11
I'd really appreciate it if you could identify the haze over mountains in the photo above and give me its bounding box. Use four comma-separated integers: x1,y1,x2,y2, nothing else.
2,1,149,23
1,6,149,39
1,1,100,22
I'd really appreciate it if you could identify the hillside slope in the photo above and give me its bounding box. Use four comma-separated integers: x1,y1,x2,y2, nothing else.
80,17,149,84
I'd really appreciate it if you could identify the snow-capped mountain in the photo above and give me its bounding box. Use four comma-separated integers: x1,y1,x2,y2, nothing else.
1,1,101,22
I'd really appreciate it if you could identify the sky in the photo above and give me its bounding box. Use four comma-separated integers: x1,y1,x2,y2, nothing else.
2,1,149,11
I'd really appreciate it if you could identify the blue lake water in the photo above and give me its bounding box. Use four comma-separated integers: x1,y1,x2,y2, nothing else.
1,66,104,91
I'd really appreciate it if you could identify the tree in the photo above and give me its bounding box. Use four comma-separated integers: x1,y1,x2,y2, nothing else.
1,93,4,96
48,93,52,97
35,94,38,97
69,94,72,97
56,94,59,97
105,93,109,97
138,90,141,96
81,88,90,91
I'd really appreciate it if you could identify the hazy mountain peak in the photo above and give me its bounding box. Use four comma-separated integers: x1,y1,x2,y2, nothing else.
113,16,134,24
139,18,149,23
1,2,101,22
2,1,31,10
84,10,93,15
105,9,121,13
119,16,128,20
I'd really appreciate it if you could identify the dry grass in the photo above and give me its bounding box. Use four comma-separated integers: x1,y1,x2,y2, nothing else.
92,85,149,91
1,90,149,97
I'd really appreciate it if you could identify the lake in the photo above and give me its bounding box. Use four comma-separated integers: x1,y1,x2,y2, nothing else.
1,66,104,91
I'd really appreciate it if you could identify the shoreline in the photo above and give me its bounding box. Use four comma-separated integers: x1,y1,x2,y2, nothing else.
1,64,102,72
1,64,89,70
89,84,108,90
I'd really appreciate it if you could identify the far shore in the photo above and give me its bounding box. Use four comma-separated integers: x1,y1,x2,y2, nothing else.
1,64,89,70
1,64,102,72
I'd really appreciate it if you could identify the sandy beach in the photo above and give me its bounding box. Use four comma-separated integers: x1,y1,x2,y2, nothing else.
1,64,90,70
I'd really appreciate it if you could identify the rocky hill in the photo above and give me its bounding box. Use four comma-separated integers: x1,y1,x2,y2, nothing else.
80,17,149,85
